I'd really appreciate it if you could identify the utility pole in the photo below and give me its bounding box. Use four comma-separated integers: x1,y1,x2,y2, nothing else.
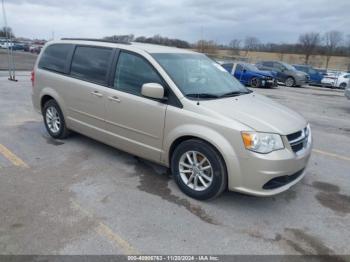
1,0,17,81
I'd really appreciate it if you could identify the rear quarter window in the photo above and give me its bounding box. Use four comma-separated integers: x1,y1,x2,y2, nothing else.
70,46,113,85
38,44,73,73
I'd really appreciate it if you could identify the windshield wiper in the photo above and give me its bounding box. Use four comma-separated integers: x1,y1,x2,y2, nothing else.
185,93,220,99
219,90,252,98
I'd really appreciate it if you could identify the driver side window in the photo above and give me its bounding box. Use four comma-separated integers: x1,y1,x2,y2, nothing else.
273,62,284,72
114,52,163,96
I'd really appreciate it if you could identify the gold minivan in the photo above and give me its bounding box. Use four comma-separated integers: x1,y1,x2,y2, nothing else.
32,39,312,200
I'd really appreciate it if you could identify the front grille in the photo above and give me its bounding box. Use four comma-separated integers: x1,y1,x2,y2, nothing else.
287,127,309,154
287,131,302,141
263,169,304,190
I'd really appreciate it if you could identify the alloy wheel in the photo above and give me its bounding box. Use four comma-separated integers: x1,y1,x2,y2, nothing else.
178,151,213,191
45,106,61,133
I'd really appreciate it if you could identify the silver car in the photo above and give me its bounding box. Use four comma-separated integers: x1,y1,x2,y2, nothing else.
31,39,312,200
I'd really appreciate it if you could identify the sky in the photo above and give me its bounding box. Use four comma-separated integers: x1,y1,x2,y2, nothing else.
2,0,350,44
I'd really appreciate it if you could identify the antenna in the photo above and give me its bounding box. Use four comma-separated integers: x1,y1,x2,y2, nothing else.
1,0,17,81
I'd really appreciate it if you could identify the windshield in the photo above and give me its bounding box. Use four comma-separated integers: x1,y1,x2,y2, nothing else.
152,53,249,98
281,62,296,71
240,63,259,71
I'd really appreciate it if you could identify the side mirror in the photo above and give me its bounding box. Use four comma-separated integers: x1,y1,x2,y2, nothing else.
243,69,247,73
141,83,165,100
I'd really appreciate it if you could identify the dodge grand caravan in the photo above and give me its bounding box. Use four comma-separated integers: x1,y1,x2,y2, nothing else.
32,39,312,200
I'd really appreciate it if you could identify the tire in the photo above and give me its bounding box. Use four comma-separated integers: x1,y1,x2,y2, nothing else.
250,77,261,88
43,99,70,139
339,82,347,89
285,77,295,87
171,139,227,200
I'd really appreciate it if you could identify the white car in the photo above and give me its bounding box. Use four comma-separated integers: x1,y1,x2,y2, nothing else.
0,42,14,49
321,73,350,89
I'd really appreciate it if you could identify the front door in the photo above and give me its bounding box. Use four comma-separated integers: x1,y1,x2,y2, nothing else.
104,51,167,162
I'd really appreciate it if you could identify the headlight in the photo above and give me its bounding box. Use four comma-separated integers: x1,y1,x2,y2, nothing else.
241,132,284,154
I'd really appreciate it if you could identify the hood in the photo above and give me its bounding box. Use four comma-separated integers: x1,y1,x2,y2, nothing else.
201,93,307,135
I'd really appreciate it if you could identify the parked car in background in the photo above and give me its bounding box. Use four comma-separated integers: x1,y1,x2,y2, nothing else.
256,61,309,87
29,45,43,54
10,43,25,51
220,61,277,88
0,41,14,49
315,68,328,76
293,64,323,85
322,73,350,89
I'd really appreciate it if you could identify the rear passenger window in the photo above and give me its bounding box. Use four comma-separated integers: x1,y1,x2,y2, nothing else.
38,44,73,73
114,52,162,96
70,46,113,85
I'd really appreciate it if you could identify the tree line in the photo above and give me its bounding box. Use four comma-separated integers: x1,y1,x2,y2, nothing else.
103,31,349,67
103,34,191,48
3,26,350,68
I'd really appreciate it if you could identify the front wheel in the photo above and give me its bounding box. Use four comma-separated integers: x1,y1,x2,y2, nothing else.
171,139,227,200
250,77,261,88
285,77,295,87
339,82,347,89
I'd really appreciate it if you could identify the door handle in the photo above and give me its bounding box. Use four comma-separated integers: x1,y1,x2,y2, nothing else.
91,91,103,97
108,96,121,103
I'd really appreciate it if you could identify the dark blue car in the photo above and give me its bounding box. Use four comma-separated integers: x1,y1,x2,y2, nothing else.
221,62,277,88
293,64,323,85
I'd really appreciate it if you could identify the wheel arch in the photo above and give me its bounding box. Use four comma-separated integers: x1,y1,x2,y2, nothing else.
39,88,67,117
163,124,242,190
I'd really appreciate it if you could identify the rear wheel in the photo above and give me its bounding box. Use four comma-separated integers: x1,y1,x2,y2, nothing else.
285,77,295,87
43,100,70,139
250,77,261,88
171,139,227,200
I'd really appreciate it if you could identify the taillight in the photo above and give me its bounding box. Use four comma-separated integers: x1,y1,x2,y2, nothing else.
31,70,35,88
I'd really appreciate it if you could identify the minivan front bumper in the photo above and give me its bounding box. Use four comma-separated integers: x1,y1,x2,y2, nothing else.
228,132,312,196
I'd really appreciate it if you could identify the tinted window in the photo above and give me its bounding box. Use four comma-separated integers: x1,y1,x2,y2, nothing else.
221,63,233,72
39,44,73,73
309,68,316,74
273,62,284,70
236,64,243,71
114,52,162,95
263,61,273,67
70,46,113,84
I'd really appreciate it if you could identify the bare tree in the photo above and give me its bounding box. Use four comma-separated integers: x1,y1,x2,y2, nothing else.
0,26,15,38
103,34,134,42
298,32,320,64
229,39,241,56
195,40,218,54
323,31,343,69
244,36,260,55
346,34,350,71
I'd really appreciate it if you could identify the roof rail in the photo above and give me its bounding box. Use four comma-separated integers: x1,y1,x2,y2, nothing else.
60,38,131,45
